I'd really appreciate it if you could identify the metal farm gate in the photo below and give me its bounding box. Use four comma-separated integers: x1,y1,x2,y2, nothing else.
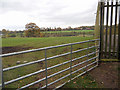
0,39,99,89
99,0,120,60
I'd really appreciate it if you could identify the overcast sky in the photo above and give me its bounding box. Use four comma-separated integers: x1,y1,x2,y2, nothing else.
0,0,99,31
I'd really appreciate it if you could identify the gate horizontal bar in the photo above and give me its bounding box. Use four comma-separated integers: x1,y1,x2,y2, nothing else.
41,60,98,89
2,51,97,86
2,52,98,87
1,39,99,57
18,56,98,89
71,60,97,74
55,64,98,90
3,45,99,72
1,39,99,89
72,56,98,68
103,4,120,7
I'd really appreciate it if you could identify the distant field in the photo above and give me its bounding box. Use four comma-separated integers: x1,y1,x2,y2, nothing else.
42,30,94,33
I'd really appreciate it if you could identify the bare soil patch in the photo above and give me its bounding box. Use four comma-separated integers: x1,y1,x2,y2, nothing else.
89,62,119,88
2,46,33,54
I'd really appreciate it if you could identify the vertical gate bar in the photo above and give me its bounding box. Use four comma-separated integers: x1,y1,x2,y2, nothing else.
94,40,98,66
70,44,72,80
0,57,4,89
0,56,2,89
0,36,4,89
109,1,113,58
113,1,118,57
86,40,90,72
118,1,120,61
102,2,105,58
95,40,98,66
45,49,48,88
99,1,103,60
105,1,109,58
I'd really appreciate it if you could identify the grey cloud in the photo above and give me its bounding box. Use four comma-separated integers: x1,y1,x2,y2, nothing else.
0,0,67,14
0,1,37,13
41,4,97,25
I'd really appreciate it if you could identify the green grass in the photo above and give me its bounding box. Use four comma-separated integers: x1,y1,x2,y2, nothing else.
62,74,99,88
2,36,93,48
42,30,94,33
2,36,99,88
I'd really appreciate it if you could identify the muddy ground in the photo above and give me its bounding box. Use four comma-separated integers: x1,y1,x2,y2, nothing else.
89,62,119,88
2,46,33,54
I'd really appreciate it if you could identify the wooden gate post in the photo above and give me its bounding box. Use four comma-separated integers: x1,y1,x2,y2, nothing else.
94,2,100,63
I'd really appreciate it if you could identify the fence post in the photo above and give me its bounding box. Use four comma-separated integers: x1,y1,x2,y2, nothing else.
99,1,103,61
109,1,113,58
45,49,48,88
118,1,120,60
113,1,118,57
70,44,72,81
94,1,100,61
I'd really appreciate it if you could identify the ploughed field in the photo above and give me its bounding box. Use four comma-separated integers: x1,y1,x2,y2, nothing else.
2,36,99,88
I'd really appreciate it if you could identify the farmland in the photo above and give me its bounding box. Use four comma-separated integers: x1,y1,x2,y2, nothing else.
2,36,93,48
42,30,94,33
42,30,94,37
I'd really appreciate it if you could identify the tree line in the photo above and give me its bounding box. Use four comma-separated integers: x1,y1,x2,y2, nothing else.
1,22,95,38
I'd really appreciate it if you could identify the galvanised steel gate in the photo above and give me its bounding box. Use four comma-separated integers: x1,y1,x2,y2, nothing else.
0,39,99,89
99,0,120,60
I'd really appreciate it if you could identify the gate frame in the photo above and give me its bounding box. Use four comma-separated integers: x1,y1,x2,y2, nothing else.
99,0,120,61
118,1,120,60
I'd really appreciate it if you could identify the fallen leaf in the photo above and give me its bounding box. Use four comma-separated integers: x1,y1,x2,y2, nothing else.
73,82,76,84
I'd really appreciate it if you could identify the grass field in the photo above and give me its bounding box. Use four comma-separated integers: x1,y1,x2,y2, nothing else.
2,36,99,88
42,30,94,33
2,36,94,47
